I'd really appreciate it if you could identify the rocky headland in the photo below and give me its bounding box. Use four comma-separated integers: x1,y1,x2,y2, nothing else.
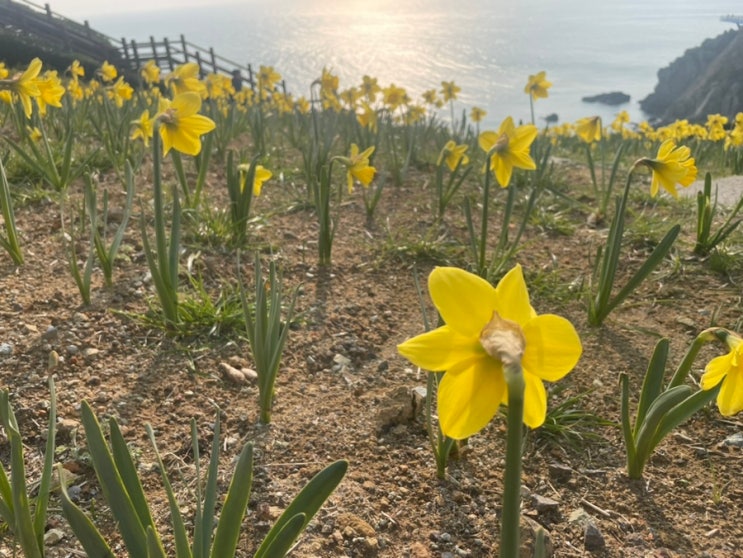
641,27,743,124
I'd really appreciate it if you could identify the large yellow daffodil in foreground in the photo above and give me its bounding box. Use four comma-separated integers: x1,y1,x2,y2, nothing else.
637,139,697,198
478,117,538,187
0,57,42,118
701,332,743,416
155,92,216,156
398,265,582,438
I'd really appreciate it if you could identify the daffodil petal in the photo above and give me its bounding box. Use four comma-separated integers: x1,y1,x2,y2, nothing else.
716,368,743,416
522,314,582,381
429,267,497,337
171,92,201,117
437,358,505,439
352,166,376,186
522,371,548,429
181,114,216,135
478,131,498,152
492,156,513,188
397,325,484,372
701,353,732,390
493,264,536,325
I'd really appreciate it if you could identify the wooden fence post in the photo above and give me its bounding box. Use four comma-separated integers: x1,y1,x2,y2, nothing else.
149,36,158,67
120,38,130,65
163,37,174,71
180,34,189,63
209,47,217,74
195,52,204,78
131,40,141,71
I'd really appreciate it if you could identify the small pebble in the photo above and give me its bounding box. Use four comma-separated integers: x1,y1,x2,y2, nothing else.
42,325,59,341
722,433,743,448
584,522,605,551
43,528,65,545
0,343,13,355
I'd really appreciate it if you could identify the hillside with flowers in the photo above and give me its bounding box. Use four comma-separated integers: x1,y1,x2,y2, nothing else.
0,56,741,558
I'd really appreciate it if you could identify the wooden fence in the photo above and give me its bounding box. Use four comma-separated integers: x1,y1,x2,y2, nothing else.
119,35,260,92
2,0,285,94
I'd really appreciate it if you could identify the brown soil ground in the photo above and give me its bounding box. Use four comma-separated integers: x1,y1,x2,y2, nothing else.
0,156,741,558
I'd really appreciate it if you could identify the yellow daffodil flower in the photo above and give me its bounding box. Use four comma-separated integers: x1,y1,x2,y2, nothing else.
706,114,728,141
165,63,206,96
108,76,134,108
478,116,538,187
26,126,42,142
35,71,65,116
383,83,408,110
725,125,743,150
524,71,551,100
320,67,339,95
321,90,342,112
131,110,154,147
611,110,630,132
437,140,469,171
440,80,461,102
422,89,439,106
66,79,84,102
404,104,426,125
575,116,602,143
470,106,486,123
340,86,360,110
98,61,117,82
295,96,310,114
237,164,273,196
141,60,161,85
155,92,216,156
701,332,743,416
356,103,378,133
0,57,42,118
398,265,581,438
0,63,7,79
636,139,697,198
258,65,282,93
360,75,380,102
205,73,233,100
342,144,376,193
68,60,85,79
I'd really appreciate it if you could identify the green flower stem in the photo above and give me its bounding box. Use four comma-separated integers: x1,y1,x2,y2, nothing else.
529,95,535,127
0,157,23,265
668,328,722,388
477,155,493,276
316,159,337,266
501,361,525,558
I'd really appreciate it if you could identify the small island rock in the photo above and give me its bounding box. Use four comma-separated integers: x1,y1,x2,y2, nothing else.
582,91,631,105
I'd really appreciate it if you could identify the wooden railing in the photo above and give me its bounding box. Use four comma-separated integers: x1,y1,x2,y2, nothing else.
2,0,285,94
119,35,260,91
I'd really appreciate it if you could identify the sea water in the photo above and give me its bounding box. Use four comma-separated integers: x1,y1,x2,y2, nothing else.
80,0,740,129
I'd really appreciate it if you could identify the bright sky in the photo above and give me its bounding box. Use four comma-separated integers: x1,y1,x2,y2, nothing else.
42,0,238,18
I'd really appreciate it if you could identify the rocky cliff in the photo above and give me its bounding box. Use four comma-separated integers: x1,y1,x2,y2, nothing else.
640,28,743,124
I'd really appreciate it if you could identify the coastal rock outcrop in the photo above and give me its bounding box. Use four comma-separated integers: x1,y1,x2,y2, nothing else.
640,28,743,124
